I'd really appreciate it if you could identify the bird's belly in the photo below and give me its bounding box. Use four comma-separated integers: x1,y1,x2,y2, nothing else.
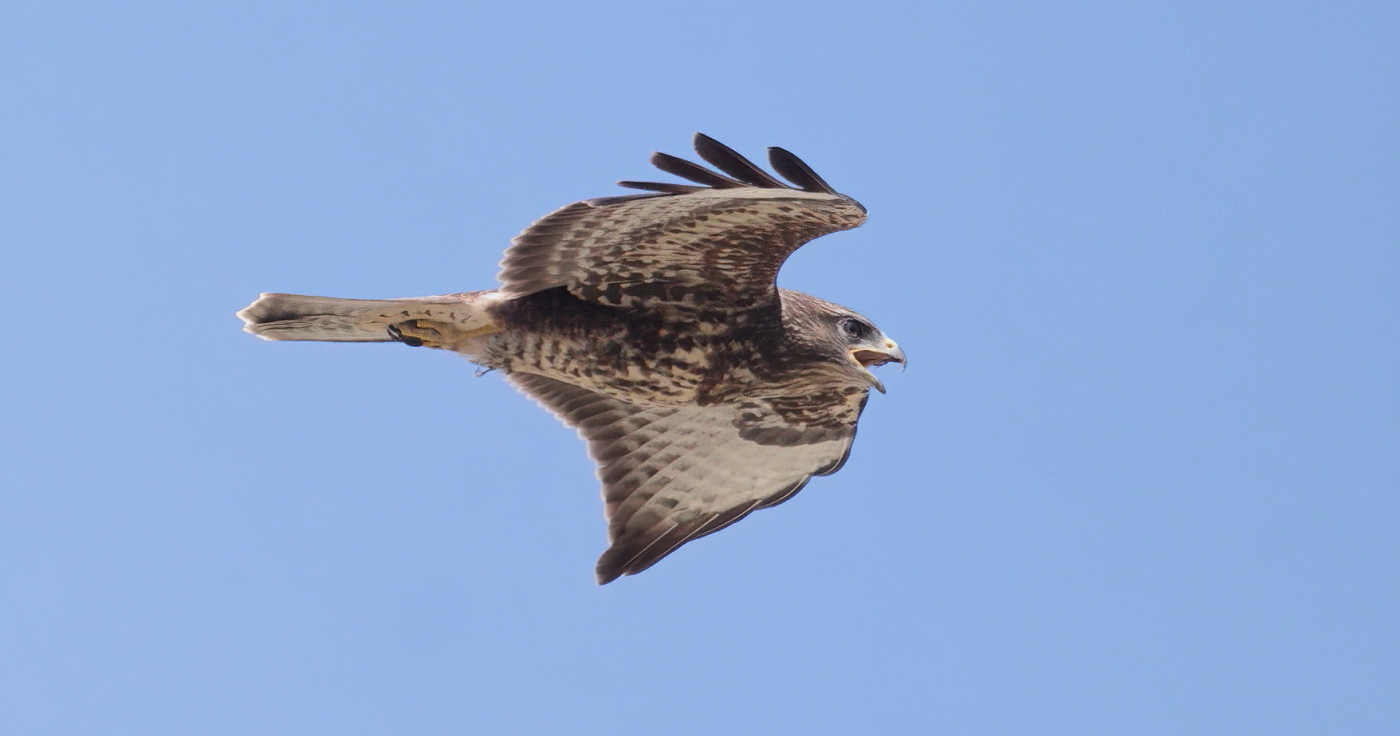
482,331,732,406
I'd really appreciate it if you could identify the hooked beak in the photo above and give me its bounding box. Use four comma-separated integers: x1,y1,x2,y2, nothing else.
849,339,906,394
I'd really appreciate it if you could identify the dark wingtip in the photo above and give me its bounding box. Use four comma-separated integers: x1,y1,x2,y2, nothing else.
616,180,705,194
615,135,842,200
594,554,628,585
768,146,837,194
649,151,746,189
594,539,670,584
692,133,789,188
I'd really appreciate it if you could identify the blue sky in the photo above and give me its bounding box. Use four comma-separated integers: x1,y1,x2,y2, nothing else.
2,1,1397,734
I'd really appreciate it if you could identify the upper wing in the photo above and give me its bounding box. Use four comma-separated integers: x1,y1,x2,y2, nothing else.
497,134,867,311
509,373,866,583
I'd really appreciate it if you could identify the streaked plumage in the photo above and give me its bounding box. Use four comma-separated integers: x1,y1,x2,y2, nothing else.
238,134,904,583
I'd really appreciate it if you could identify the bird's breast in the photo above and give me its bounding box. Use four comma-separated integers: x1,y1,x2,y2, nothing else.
482,323,773,407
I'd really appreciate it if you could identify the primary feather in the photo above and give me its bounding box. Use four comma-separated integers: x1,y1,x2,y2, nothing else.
238,134,903,583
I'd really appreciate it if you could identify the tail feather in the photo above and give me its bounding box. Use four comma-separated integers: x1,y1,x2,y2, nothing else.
237,291,494,342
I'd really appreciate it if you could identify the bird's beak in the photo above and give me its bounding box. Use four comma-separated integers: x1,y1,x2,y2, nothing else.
849,339,906,394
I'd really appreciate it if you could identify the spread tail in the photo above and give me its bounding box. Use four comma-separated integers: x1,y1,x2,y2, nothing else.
237,291,495,342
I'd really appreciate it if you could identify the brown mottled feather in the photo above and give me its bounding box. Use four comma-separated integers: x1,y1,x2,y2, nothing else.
496,133,867,310
508,373,862,583
240,134,894,585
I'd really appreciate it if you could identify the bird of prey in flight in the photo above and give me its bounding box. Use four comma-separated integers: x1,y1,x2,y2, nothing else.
238,134,904,583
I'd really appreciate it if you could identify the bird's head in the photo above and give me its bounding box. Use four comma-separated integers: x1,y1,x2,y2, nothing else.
781,291,906,393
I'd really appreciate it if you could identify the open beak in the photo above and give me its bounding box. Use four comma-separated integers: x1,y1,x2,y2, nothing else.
849,339,906,394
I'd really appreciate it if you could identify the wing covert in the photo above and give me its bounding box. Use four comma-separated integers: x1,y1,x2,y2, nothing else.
497,134,867,311
509,373,864,583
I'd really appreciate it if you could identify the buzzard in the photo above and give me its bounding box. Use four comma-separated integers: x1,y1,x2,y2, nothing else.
238,134,904,583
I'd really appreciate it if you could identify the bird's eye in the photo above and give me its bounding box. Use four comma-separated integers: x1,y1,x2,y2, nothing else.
840,318,871,341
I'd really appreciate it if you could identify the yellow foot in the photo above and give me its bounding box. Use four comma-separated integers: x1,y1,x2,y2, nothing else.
387,319,501,349
387,319,452,349
458,324,502,340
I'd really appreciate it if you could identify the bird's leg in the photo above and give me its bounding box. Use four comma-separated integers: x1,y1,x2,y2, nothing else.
388,319,499,350
387,319,444,348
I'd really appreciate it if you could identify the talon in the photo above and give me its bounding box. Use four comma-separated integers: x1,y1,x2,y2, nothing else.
388,325,423,347
388,319,445,349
